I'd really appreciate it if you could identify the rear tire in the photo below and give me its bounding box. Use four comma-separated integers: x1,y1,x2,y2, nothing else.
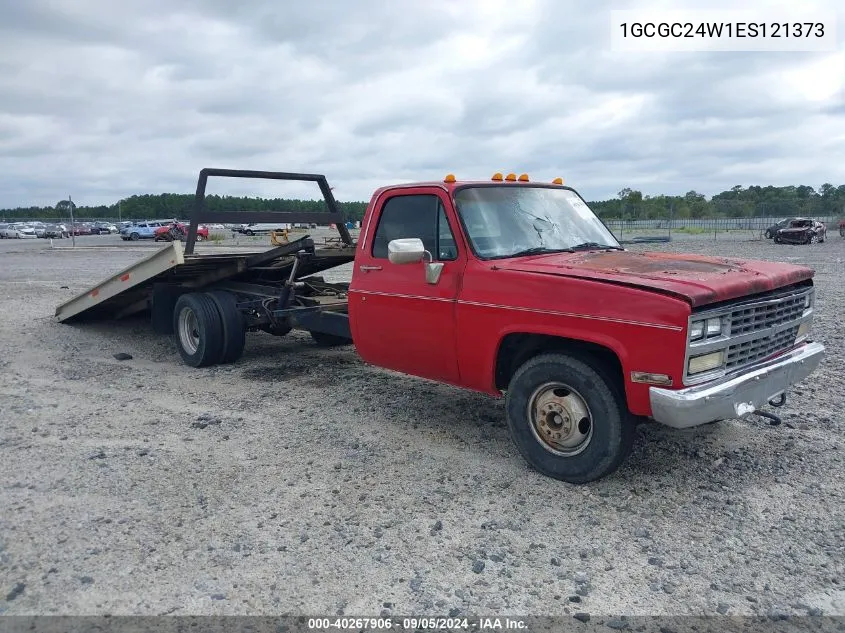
310,331,352,347
205,290,246,364
173,293,225,367
505,353,635,484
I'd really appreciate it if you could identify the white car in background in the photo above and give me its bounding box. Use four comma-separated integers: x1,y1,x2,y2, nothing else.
1,223,37,238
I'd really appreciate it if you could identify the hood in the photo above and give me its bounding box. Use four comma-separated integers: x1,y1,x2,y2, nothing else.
494,250,814,307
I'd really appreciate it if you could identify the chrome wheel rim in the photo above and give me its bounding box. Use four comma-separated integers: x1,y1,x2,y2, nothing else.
178,307,200,355
527,382,593,456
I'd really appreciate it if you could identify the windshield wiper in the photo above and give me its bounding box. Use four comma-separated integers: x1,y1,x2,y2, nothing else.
568,242,624,251
510,246,574,257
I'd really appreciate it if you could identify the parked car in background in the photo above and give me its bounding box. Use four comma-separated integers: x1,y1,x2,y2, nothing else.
91,221,118,234
154,222,209,242
774,219,826,244
42,224,64,238
236,222,292,235
2,223,37,238
120,221,166,241
764,217,799,238
69,224,92,236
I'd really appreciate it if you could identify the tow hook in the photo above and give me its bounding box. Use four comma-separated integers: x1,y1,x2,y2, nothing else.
753,393,787,426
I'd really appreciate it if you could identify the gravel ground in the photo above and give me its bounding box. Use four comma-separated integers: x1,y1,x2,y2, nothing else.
0,231,843,618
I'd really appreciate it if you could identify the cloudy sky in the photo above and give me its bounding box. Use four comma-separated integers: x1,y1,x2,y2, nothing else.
0,0,843,208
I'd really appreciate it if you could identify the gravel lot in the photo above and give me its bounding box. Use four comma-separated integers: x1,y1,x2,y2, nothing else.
1,231,843,618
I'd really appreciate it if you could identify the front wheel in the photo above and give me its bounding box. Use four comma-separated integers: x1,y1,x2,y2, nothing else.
764,230,772,238
505,353,635,484
129,232,140,241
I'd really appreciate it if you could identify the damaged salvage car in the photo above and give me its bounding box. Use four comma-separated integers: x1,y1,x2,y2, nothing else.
774,218,826,245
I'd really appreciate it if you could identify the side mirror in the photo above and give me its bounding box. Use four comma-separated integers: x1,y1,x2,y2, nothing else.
388,238,426,264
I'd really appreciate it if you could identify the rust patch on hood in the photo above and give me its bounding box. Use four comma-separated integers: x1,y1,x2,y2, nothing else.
496,250,814,307
561,251,743,278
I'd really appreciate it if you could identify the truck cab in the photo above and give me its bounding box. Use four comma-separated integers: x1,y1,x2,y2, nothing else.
347,173,824,483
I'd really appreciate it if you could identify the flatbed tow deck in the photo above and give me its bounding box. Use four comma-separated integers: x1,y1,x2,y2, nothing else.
55,168,359,366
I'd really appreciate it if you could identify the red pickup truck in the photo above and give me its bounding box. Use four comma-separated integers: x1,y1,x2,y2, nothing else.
57,169,825,483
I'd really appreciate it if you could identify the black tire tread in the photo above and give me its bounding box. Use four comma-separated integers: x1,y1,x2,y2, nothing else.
205,290,246,364
172,293,225,367
505,352,635,484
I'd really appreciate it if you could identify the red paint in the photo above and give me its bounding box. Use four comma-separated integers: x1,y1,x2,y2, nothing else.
90,289,99,298
347,180,816,418
120,274,130,282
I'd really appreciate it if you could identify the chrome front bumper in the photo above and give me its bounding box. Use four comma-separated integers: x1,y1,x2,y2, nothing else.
649,341,825,429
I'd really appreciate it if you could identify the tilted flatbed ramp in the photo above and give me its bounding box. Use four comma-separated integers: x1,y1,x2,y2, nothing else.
56,241,185,323
56,237,357,323
56,167,358,324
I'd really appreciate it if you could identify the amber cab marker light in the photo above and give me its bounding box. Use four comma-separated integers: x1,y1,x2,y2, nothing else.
491,172,504,181
552,177,564,185
444,174,456,183
505,173,517,181
518,173,529,182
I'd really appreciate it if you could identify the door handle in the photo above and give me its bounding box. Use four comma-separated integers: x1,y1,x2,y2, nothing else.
359,265,382,272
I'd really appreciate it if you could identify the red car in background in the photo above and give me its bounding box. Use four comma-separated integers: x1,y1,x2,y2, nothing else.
154,222,209,242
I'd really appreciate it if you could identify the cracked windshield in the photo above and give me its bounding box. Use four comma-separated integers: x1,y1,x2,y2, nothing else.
454,186,622,259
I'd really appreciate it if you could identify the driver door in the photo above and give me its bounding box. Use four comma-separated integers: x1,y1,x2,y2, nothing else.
350,189,466,384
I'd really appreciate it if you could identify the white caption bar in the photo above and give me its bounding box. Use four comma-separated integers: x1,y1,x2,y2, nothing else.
610,9,838,52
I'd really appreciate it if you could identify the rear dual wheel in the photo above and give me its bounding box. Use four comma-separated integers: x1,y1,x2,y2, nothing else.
173,291,245,367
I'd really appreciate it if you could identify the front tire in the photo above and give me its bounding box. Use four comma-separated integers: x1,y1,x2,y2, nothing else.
173,293,225,367
129,232,140,241
764,230,772,238
505,353,635,484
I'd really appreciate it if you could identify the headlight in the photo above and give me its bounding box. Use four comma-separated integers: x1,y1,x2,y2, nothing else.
705,317,722,337
689,321,704,340
688,351,724,374
690,317,722,340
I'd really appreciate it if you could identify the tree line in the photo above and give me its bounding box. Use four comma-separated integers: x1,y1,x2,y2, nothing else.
2,184,844,223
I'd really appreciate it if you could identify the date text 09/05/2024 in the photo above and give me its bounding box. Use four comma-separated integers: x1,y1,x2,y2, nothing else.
618,22,825,38
306,617,528,630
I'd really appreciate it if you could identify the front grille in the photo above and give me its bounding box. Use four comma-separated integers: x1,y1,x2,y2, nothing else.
729,292,806,336
726,325,799,369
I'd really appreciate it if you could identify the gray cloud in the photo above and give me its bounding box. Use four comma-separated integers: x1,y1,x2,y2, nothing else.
0,0,843,209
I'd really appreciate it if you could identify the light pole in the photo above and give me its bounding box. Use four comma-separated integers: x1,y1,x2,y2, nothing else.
69,195,76,247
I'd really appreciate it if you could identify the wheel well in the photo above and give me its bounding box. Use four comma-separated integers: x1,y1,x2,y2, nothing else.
495,333,624,393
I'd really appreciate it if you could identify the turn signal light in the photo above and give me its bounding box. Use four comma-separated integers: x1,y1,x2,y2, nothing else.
444,174,456,183
518,173,529,182
505,173,517,182
491,172,503,181
552,177,564,185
